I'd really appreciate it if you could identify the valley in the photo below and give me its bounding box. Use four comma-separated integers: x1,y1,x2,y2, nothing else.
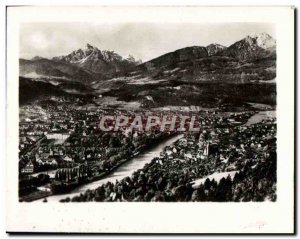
18,32,278,202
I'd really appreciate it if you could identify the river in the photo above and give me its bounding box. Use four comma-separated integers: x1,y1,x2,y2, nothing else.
38,134,183,202
38,110,276,202
244,110,276,126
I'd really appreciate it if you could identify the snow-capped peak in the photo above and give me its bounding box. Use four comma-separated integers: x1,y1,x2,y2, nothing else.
52,44,140,74
247,33,276,50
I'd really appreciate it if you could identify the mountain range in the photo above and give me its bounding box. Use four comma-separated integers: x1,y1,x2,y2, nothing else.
19,32,277,108
52,43,141,74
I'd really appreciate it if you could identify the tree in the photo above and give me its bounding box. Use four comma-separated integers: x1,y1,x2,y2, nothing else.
204,178,211,190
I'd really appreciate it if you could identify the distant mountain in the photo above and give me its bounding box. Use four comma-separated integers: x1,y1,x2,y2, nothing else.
19,32,277,107
98,33,276,108
222,33,276,61
31,56,46,61
206,44,227,56
132,32,276,82
19,58,103,84
139,46,208,70
52,44,140,74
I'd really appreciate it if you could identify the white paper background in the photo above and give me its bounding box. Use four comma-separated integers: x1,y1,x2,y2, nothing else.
4,4,295,234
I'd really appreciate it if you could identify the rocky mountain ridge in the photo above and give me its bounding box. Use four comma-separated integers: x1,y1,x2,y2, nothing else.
52,44,141,74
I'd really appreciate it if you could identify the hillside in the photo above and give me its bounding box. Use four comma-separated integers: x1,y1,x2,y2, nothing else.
94,33,276,108
19,58,103,84
221,33,276,61
19,77,95,105
206,44,227,56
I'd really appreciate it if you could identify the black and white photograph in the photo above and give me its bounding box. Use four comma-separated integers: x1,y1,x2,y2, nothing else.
5,6,295,234
18,22,278,203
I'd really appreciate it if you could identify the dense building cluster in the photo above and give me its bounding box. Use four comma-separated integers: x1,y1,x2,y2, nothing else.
19,103,179,199
18,99,276,202
60,118,276,202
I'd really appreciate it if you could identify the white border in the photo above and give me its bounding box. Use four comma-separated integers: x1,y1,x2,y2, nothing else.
6,6,294,233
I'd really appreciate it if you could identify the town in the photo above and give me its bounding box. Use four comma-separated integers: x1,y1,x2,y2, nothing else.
18,98,276,202
60,115,277,202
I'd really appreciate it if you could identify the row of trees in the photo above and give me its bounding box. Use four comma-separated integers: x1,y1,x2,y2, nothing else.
192,152,276,202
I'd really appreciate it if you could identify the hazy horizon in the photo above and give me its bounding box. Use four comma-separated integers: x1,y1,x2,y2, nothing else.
20,22,275,62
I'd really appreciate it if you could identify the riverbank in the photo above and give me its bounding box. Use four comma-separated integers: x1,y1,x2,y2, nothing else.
244,110,276,126
20,190,52,202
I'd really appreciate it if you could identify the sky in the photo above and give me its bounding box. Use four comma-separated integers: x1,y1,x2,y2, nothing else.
20,22,275,62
